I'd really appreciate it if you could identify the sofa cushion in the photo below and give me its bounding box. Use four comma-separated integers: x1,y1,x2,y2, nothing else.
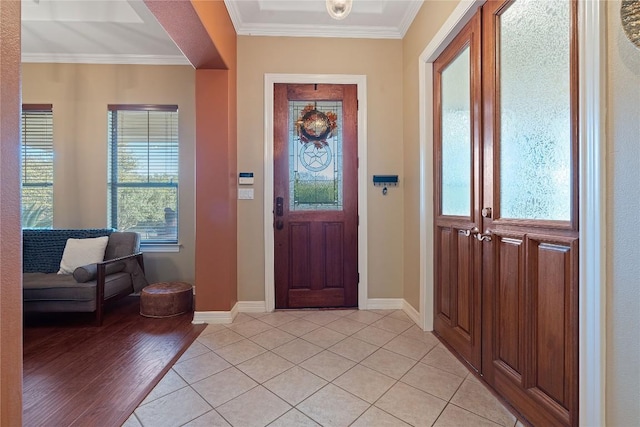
23,229,113,273
58,236,109,275
72,262,126,283
23,272,133,302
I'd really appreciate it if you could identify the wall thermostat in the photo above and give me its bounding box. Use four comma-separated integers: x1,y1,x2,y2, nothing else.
238,172,254,185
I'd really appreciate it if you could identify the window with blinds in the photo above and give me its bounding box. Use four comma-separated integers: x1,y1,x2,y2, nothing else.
107,105,179,244
22,104,54,229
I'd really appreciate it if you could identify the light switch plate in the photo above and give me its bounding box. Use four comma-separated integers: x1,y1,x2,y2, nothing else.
238,188,254,200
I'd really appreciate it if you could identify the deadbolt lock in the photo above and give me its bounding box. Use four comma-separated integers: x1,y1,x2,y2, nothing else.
481,207,492,218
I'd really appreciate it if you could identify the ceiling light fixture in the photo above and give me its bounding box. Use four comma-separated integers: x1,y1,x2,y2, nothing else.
326,0,352,20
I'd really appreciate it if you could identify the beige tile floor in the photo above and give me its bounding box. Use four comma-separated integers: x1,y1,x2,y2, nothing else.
125,309,520,427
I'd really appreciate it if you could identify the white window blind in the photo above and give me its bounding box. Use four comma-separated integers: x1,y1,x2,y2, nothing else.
22,104,53,229
107,105,179,243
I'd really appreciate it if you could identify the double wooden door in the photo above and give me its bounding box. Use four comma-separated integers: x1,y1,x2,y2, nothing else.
434,1,578,426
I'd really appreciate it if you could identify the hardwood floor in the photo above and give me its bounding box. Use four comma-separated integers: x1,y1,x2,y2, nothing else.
23,296,205,427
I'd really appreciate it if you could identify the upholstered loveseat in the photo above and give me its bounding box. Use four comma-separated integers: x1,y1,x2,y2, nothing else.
23,229,147,325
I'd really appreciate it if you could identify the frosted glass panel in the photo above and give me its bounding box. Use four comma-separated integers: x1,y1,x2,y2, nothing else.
289,101,343,211
441,46,471,217
499,0,571,220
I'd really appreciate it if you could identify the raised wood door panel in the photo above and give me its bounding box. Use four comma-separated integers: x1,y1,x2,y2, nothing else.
492,232,525,381
481,0,579,425
434,223,477,346
528,235,578,411
274,84,358,309
487,232,578,426
433,12,482,371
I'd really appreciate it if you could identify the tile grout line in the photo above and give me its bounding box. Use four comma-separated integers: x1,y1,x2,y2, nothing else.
299,315,460,425
278,314,414,426
228,311,416,417
447,398,513,427
189,365,259,408
428,372,471,427
255,315,394,426
145,310,497,427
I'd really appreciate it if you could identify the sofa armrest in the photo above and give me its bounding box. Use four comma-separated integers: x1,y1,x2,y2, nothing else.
95,252,144,325
99,252,144,269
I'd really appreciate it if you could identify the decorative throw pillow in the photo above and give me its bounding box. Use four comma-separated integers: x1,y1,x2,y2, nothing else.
57,236,109,275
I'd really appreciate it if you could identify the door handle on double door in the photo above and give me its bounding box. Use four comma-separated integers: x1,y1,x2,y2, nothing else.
475,230,492,242
458,226,479,237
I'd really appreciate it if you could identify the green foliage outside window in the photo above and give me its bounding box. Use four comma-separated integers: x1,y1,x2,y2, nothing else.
294,180,336,205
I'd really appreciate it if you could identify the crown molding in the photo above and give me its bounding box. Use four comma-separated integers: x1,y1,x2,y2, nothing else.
21,53,191,66
398,0,424,38
236,23,402,39
223,0,243,34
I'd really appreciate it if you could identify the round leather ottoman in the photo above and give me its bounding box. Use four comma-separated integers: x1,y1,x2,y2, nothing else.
140,282,193,318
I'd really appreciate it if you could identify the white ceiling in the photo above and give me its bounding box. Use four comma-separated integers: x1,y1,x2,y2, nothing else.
21,0,424,65
225,0,424,39
21,0,189,64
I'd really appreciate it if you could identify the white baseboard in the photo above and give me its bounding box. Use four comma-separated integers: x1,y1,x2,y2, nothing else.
237,301,267,313
366,298,404,310
193,299,423,329
402,300,421,326
367,298,421,328
193,302,239,324
192,301,265,324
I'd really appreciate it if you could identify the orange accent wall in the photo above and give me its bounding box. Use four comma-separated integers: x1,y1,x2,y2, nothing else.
143,0,225,69
0,0,24,423
195,69,237,311
192,2,237,311
191,1,237,70
147,1,238,311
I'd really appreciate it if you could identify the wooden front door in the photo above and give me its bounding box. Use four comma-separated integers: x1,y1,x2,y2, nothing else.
434,1,579,425
433,13,482,371
273,84,358,309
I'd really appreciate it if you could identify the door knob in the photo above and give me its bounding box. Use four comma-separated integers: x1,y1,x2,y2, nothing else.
458,226,479,237
475,230,492,242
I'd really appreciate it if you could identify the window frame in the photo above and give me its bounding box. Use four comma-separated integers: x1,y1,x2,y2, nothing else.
107,104,179,245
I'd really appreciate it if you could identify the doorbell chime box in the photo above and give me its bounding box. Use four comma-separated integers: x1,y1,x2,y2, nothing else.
238,172,254,185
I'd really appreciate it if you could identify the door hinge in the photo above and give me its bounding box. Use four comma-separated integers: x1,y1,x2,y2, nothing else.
357,272,360,283
357,215,359,226
357,99,359,110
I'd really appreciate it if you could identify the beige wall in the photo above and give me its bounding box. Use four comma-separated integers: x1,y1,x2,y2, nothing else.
21,63,196,285
236,36,404,301
401,0,460,311
606,1,640,424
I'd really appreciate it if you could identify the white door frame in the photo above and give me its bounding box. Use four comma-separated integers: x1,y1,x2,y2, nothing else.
417,0,606,424
263,74,368,312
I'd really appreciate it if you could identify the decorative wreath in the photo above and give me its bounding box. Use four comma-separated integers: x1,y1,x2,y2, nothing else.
296,104,338,148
